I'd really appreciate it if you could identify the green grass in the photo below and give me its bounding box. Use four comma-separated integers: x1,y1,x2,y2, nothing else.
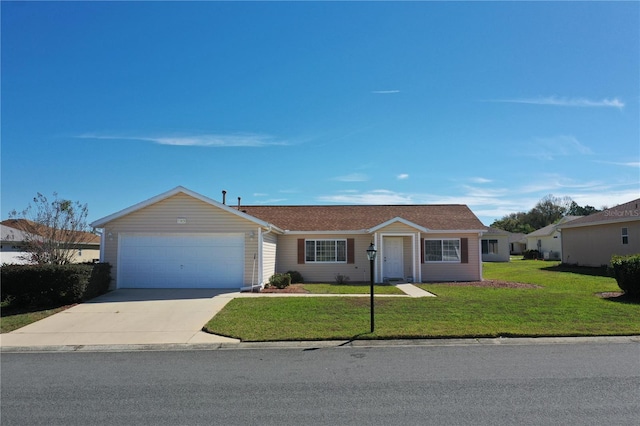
1,305,70,334
204,260,640,341
301,283,405,294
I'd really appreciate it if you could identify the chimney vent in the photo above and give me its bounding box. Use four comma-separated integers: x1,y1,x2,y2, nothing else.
237,197,241,210
222,190,227,205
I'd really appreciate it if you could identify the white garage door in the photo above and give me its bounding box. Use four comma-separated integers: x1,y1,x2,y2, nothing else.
118,234,244,288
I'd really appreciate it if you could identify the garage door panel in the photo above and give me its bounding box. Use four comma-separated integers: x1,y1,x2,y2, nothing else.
119,234,244,288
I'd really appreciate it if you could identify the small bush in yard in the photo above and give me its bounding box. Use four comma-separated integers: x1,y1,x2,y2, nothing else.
334,273,350,284
611,254,640,298
268,273,291,289
286,270,304,284
523,250,541,260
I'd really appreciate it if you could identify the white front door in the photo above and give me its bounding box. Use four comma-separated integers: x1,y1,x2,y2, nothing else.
383,237,404,279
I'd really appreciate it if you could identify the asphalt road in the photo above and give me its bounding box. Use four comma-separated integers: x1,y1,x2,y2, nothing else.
2,340,639,425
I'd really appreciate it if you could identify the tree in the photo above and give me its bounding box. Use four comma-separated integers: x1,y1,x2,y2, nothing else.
491,195,598,233
7,192,94,265
567,201,600,216
490,212,535,234
526,194,572,229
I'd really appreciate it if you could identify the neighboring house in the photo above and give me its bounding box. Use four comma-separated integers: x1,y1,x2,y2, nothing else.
558,198,640,267
481,227,510,262
509,233,526,255
1,224,31,264
0,219,100,264
90,186,487,290
525,216,583,260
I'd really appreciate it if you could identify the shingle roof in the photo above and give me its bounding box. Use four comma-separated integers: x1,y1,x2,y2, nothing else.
526,216,583,237
241,204,486,232
558,198,640,228
484,227,509,235
0,219,100,244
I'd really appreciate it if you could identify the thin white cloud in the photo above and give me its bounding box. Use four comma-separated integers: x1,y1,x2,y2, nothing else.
597,161,640,168
397,173,409,180
470,177,492,184
318,189,412,204
371,90,400,94
487,96,624,109
77,133,287,147
332,173,369,182
522,135,592,160
253,198,288,205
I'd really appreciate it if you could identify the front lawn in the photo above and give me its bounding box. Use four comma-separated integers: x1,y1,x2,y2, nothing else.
301,283,405,295
204,260,640,341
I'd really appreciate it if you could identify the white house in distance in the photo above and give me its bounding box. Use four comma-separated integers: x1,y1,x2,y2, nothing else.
90,186,488,291
525,216,583,260
0,220,101,264
558,198,640,267
481,227,510,262
509,233,527,256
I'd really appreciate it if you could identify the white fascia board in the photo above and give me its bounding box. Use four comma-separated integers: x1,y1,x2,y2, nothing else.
368,217,428,233
423,229,487,234
283,230,369,235
90,186,282,233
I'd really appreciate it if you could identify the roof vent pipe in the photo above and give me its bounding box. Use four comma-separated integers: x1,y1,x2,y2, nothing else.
222,190,227,205
237,197,241,210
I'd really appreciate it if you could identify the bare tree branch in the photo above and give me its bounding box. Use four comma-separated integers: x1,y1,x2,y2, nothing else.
7,193,95,265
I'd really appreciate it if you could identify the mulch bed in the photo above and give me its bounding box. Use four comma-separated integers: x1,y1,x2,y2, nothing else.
424,280,542,289
260,284,309,293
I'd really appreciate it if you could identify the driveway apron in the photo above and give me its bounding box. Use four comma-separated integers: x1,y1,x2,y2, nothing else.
0,289,241,347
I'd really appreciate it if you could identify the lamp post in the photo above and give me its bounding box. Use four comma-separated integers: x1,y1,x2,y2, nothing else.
366,242,377,333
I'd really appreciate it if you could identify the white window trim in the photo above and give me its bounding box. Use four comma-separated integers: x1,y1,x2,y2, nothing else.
424,238,461,263
305,239,348,263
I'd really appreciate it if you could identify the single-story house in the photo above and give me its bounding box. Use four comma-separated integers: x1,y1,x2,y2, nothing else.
558,198,640,267
525,216,583,260
90,186,487,290
509,233,526,255
481,227,510,262
0,219,100,264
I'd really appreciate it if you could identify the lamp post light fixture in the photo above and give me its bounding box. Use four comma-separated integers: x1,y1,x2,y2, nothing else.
366,242,377,333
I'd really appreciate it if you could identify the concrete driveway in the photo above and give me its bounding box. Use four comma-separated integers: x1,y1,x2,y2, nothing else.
0,289,241,347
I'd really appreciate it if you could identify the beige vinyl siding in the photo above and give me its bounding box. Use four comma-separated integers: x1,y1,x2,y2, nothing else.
261,232,278,285
101,193,259,288
75,248,101,263
421,232,481,282
562,221,640,267
380,222,419,233
481,235,510,262
276,234,373,283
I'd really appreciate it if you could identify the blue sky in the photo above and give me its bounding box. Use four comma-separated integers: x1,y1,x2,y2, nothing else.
2,1,638,227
